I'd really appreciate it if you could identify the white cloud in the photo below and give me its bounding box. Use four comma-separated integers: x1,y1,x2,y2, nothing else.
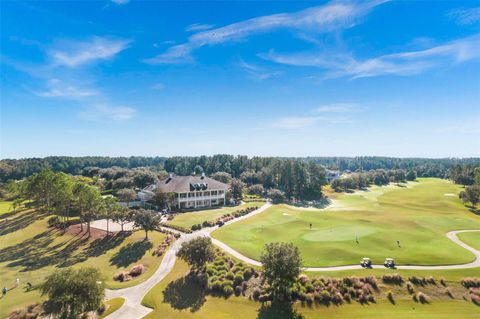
35,79,98,99
82,103,136,121
263,34,480,79
111,0,130,5
185,23,214,32
448,7,480,25
49,36,131,68
145,0,387,64
145,44,193,64
236,59,282,80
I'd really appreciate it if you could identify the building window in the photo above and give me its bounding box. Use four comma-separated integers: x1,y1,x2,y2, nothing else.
211,190,218,195
218,190,224,195
203,191,210,196
196,192,202,197
188,192,194,198
180,193,187,198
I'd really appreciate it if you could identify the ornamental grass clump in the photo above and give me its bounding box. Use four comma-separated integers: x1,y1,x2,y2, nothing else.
461,277,480,288
382,274,403,285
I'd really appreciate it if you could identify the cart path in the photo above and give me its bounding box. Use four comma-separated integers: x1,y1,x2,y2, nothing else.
104,201,480,319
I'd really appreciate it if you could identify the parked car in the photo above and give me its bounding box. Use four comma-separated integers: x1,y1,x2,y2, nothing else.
360,257,372,268
384,258,395,268
216,220,225,227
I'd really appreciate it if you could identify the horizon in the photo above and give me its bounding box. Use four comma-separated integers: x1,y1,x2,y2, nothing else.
2,154,480,161
1,0,480,158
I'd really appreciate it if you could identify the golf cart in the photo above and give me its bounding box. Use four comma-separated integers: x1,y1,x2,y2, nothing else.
360,257,372,268
384,258,396,268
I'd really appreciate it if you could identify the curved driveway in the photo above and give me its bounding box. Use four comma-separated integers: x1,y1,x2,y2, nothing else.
105,202,480,319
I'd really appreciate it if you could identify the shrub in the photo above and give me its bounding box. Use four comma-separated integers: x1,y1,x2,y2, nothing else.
440,278,447,286
331,292,343,305
364,276,378,290
226,272,235,280
298,274,310,284
472,294,480,306
318,290,331,304
211,280,223,292
159,223,192,233
252,288,261,300
461,277,480,288
387,290,395,304
129,264,146,277
234,274,244,286
223,285,234,296
382,274,403,285
113,271,131,282
8,303,43,319
242,268,253,280
234,285,242,296
96,303,106,315
191,224,202,231
306,293,314,305
414,292,430,304
406,281,415,294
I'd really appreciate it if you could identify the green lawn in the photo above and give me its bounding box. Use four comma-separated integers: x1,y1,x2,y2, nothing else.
212,178,480,267
100,297,125,318
167,201,265,229
142,259,480,319
0,201,166,318
457,231,480,250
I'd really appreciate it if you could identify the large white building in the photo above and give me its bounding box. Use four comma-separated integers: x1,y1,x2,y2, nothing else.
138,173,230,210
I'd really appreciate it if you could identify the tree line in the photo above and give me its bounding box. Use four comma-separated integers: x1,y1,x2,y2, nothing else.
304,156,480,177
3,155,478,182
331,169,417,192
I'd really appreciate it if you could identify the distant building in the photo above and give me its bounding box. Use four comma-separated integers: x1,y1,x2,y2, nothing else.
138,173,230,210
326,169,341,183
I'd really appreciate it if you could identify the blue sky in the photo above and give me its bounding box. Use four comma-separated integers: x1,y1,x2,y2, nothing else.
1,0,479,159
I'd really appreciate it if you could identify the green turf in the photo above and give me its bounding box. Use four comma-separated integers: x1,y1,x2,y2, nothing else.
0,201,166,318
212,178,480,267
100,297,125,318
457,231,480,251
167,201,264,229
142,259,480,319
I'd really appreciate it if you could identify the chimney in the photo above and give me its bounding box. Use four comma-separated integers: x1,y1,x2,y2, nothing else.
169,173,173,179
201,172,205,179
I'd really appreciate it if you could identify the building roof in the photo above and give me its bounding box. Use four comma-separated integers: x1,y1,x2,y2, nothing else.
156,174,230,193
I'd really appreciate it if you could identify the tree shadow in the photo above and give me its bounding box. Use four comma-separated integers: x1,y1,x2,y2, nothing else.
109,240,153,268
162,274,206,312
467,206,479,215
85,232,131,258
257,302,305,319
0,210,49,236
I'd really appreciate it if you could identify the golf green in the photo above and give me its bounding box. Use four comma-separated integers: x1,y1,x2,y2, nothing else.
212,178,480,267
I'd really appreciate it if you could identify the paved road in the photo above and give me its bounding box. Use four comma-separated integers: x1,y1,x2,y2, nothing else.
104,202,480,319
